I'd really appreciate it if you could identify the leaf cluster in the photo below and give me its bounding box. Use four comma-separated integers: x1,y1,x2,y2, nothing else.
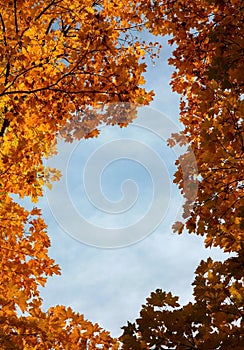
120,0,244,348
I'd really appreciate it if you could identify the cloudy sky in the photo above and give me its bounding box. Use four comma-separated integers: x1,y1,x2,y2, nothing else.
35,35,228,338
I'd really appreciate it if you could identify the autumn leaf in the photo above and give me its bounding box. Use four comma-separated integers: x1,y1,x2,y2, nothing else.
121,0,244,348
0,0,165,348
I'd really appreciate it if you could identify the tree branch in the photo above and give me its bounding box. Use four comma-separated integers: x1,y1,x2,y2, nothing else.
0,12,7,46
35,0,62,21
14,0,18,34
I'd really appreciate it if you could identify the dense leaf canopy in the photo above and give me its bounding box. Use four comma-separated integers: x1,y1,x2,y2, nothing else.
0,0,243,348
0,0,161,348
120,0,244,348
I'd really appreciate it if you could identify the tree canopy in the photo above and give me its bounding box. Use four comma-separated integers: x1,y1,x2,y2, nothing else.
120,0,244,348
1,0,243,348
0,0,161,348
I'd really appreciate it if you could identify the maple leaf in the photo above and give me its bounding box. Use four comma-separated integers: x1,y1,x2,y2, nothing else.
121,0,244,348
0,0,165,348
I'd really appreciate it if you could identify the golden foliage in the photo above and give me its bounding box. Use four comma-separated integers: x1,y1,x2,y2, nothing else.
120,0,244,348
0,0,162,348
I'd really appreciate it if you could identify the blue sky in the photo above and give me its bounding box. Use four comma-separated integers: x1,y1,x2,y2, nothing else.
36,35,228,337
